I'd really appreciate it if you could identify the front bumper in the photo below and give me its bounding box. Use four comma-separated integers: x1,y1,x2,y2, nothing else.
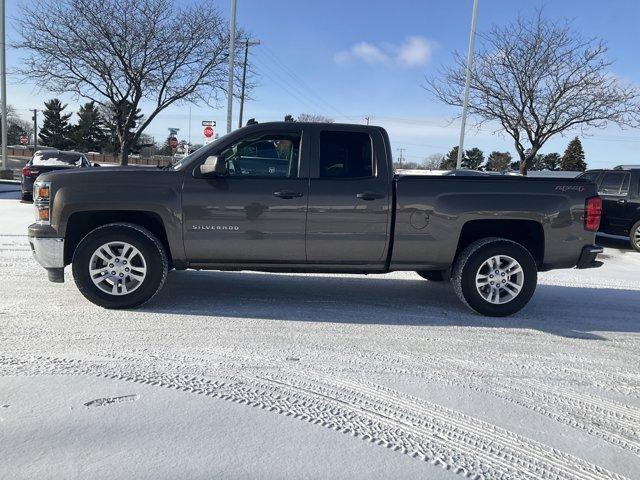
28,233,65,283
576,245,603,269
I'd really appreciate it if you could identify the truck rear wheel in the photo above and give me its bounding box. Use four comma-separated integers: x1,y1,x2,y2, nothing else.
630,220,640,253
72,223,168,309
452,238,537,317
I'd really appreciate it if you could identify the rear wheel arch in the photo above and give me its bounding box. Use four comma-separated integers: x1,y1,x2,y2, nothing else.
454,219,544,266
64,210,172,266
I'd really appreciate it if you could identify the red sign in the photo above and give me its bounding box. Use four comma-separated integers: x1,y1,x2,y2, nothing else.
203,126,214,138
169,136,178,149
19,135,29,145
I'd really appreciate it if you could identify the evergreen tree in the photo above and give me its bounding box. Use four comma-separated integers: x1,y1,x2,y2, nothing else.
39,98,72,149
541,153,561,171
530,154,546,170
439,146,464,169
485,151,512,171
71,102,106,152
464,147,484,170
560,137,587,171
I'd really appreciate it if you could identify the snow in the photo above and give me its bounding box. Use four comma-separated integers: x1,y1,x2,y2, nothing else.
1,191,639,479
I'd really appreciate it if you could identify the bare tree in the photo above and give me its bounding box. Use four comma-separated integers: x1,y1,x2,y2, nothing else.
16,0,249,165
297,113,334,123
424,153,443,169
425,11,640,174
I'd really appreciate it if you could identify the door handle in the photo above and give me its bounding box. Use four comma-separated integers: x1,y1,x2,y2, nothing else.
356,192,385,201
617,199,627,204
273,190,303,199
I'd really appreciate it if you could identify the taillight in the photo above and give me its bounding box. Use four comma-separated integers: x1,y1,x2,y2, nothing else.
21,166,39,178
585,196,602,232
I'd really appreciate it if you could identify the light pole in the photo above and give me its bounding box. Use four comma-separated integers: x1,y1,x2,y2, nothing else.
456,0,479,170
0,0,7,175
226,0,237,134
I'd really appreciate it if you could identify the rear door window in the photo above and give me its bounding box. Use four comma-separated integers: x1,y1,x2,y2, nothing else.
319,131,373,178
598,172,629,195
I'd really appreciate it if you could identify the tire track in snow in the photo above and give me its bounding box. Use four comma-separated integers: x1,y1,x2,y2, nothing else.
265,371,628,480
0,355,631,480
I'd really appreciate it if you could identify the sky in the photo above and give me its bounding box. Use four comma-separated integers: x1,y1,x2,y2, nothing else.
5,0,640,168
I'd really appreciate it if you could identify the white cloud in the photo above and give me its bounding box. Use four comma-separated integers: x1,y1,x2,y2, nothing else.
396,36,435,67
334,36,436,68
351,42,389,64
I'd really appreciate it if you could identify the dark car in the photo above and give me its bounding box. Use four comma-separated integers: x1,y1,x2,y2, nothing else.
21,150,94,201
577,166,640,252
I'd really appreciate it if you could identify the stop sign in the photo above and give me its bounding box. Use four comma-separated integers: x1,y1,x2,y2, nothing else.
19,135,28,145
169,136,178,149
203,125,214,138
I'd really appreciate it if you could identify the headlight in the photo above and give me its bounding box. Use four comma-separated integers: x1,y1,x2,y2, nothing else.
34,181,50,201
33,181,51,225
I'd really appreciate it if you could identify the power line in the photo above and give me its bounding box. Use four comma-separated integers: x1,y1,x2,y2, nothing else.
252,56,339,116
260,45,358,121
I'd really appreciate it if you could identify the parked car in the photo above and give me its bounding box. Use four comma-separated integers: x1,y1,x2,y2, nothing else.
28,122,602,316
21,150,95,201
577,166,640,252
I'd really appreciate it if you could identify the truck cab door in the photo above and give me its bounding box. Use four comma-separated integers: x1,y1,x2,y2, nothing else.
181,127,309,265
306,127,392,266
598,171,631,235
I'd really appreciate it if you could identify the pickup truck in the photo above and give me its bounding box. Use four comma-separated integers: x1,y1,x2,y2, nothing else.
28,122,603,316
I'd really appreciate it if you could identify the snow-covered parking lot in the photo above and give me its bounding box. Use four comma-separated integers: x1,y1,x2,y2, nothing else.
1,184,639,480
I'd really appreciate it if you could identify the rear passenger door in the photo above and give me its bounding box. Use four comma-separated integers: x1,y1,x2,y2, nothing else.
598,171,631,235
306,127,392,265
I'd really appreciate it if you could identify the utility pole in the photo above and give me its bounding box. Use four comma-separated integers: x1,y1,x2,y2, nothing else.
226,0,237,134
0,0,7,175
456,0,479,170
364,116,370,125
397,148,405,169
238,39,260,129
32,109,38,151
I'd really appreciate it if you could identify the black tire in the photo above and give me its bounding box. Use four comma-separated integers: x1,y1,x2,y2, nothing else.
21,192,32,202
452,237,537,317
416,270,446,281
630,220,640,253
72,223,168,309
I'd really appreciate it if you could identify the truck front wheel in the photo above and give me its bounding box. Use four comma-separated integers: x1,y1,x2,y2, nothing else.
72,223,168,309
452,238,537,317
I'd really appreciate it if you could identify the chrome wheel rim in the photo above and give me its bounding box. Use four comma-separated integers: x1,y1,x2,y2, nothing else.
634,226,640,249
89,241,147,296
475,255,524,305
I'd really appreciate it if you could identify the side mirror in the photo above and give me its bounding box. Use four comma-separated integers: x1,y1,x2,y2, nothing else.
93,162,101,167
198,155,226,176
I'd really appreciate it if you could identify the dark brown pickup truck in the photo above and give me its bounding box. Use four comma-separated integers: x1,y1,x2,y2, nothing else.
28,122,603,316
